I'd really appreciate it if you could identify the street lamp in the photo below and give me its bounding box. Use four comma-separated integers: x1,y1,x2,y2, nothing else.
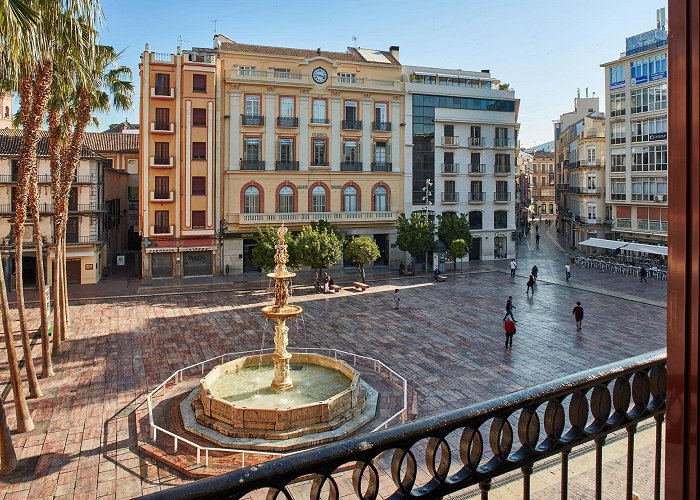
422,178,433,272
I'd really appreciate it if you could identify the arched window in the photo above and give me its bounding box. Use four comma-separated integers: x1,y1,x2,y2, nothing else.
244,186,260,213
343,186,358,212
3,106,8,118
311,186,326,213
374,186,388,211
278,186,293,213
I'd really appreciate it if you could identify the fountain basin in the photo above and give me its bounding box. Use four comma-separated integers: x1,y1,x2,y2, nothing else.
195,353,367,440
260,304,303,320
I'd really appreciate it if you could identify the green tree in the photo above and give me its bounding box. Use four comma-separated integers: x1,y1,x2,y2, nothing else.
295,223,344,289
437,212,472,269
449,239,469,277
396,212,435,271
344,236,380,283
251,225,298,272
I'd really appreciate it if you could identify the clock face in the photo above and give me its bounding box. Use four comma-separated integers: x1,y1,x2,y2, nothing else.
312,67,328,84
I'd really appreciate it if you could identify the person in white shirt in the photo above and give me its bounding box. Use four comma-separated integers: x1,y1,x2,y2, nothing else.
565,263,571,282
509,260,517,278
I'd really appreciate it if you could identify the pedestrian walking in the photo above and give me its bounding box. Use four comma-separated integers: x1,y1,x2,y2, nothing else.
640,266,648,283
565,263,571,282
509,259,517,278
531,265,538,282
503,296,516,322
526,275,535,295
504,318,516,349
573,301,584,331
535,233,540,246
393,289,401,310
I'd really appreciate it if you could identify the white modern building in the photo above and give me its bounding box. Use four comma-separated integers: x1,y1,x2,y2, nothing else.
403,66,520,262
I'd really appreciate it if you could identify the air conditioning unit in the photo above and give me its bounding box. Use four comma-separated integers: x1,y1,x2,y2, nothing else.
654,194,666,202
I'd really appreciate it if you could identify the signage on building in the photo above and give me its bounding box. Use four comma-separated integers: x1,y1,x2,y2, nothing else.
117,255,126,266
625,29,667,54
311,132,327,137
650,71,667,81
632,76,648,85
649,132,667,141
610,81,625,90
331,185,342,189
297,185,308,190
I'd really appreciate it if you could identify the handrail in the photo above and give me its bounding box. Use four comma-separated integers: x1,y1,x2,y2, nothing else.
145,349,666,500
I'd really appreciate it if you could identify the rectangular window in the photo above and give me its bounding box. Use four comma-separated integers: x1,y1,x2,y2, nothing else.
374,102,388,124
239,66,256,76
444,124,454,137
541,175,546,186
279,138,294,162
313,139,327,165
495,153,510,166
155,73,170,95
587,147,596,163
245,95,261,116
155,108,169,130
470,125,481,138
279,97,295,117
312,99,327,123
191,210,206,228
191,176,206,196
154,142,169,163
273,68,290,78
344,101,358,122
192,142,206,160
193,74,206,92
587,203,597,221
631,176,668,201
374,141,388,163
610,64,625,85
609,93,626,117
154,210,169,232
343,141,359,162
496,180,508,194
245,138,261,161
631,116,668,142
611,180,626,200
610,149,626,172
632,145,668,171
192,108,206,127
469,211,482,229
494,210,507,229
587,174,597,190
611,122,626,144
631,84,667,113
338,73,356,83
155,176,169,197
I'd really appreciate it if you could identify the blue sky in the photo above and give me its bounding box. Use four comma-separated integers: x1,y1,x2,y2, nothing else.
96,0,667,147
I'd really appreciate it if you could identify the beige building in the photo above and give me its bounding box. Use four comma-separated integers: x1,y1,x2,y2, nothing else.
0,94,11,129
139,37,405,277
529,151,556,218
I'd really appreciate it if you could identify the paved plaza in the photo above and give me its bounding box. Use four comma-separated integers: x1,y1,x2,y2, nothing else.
0,224,667,498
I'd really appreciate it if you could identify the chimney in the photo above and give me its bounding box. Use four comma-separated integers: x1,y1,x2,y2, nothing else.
389,46,399,61
585,87,589,97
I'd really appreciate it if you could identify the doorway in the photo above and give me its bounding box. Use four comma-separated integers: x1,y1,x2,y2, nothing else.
469,238,481,261
374,234,389,266
66,259,82,284
243,239,258,272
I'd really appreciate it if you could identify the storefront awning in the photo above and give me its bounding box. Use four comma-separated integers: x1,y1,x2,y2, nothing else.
620,242,668,256
578,238,628,250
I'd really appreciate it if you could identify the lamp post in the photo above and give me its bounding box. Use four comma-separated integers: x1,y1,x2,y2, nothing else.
422,178,433,272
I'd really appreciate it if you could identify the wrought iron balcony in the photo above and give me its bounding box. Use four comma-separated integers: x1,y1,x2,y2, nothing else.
441,192,459,203
64,234,103,245
241,114,264,126
494,164,512,175
153,350,666,500
468,136,485,147
310,161,330,167
372,121,391,131
441,163,459,174
468,191,486,202
371,162,392,172
568,186,603,195
275,160,299,171
469,163,486,174
340,161,363,171
342,120,362,130
241,160,265,170
494,191,512,202
310,117,330,125
276,117,299,128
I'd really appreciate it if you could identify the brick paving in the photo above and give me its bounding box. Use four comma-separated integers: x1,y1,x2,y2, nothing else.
0,225,667,498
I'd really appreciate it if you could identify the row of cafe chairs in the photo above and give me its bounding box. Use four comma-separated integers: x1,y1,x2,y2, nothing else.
574,256,668,280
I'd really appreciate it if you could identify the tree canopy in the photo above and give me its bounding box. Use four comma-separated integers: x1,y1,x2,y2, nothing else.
396,212,435,261
437,212,472,248
251,225,298,272
295,222,345,285
344,236,380,283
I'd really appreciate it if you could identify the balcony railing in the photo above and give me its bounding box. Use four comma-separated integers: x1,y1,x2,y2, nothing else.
0,175,17,183
310,161,330,167
241,160,265,170
241,114,264,126
371,162,392,172
331,76,400,90
494,191,512,202
372,121,391,132
227,211,399,226
494,138,513,148
468,191,486,202
226,68,306,82
441,136,460,147
468,136,485,147
617,218,632,228
469,163,486,174
340,162,363,171
494,164,512,175
276,117,299,128
441,192,459,203
568,187,603,195
441,163,459,174
310,117,330,125
154,350,666,500
64,234,103,245
342,120,362,130
275,160,299,171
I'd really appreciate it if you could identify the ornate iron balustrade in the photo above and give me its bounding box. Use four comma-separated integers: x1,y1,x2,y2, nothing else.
148,350,665,500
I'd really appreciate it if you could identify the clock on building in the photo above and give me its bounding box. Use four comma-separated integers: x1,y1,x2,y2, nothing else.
312,67,328,84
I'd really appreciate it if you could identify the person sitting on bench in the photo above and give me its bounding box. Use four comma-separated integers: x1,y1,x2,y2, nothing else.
399,262,406,275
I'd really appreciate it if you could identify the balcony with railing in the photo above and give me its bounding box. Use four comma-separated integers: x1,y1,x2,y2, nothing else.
154,350,666,500
468,136,485,147
150,191,175,203
276,117,299,128
241,160,265,170
275,160,300,171
372,121,391,132
310,117,330,125
441,136,460,147
494,191,512,202
342,120,362,130
64,234,103,245
371,162,392,172
150,122,175,134
241,114,265,126
616,218,632,228
469,163,486,175
225,68,307,85
331,76,401,91
150,224,174,236
441,192,459,203
568,186,603,195
441,163,459,174
340,161,363,172
226,211,399,226
151,86,175,99
494,138,513,148
468,191,486,203
151,156,174,168
494,163,512,175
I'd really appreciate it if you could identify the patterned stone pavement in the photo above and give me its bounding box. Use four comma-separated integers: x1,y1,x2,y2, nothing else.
0,225,667,498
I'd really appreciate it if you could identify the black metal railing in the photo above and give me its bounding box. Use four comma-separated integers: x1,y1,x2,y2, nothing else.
311,118,330,125
371,162,392,172
64,234,102,245
241,114,264,126
340,161,363,171
568,187,603,195
149,350,666,500
241,160,265,170
311,161,330,167
275,160,299,171
277,117,299,128
372,121,391,131
469,191,485,202
342,120,362,130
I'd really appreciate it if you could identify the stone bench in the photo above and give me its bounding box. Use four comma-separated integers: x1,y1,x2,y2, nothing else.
330,284,342,292
352,282,369,291
438,275,447,282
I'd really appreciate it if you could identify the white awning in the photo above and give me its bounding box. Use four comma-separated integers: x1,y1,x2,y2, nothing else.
578,238,628,250
620,242,668,256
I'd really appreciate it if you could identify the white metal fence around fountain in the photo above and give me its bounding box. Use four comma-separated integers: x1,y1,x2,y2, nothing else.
146,347,408,468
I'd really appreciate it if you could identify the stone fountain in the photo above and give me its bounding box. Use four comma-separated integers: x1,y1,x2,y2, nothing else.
188,225,378,451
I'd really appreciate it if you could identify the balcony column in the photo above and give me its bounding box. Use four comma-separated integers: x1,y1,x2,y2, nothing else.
299,93,310,171
391,99,401,172
265,92,276,171
228,89,241,170
331,96,341,171
361,98,372,172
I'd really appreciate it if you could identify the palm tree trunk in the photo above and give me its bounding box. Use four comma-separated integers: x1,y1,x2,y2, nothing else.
0,397,17,474
60,236,68,338
0,254,34,433
29,172,53,378
51,235,62,355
